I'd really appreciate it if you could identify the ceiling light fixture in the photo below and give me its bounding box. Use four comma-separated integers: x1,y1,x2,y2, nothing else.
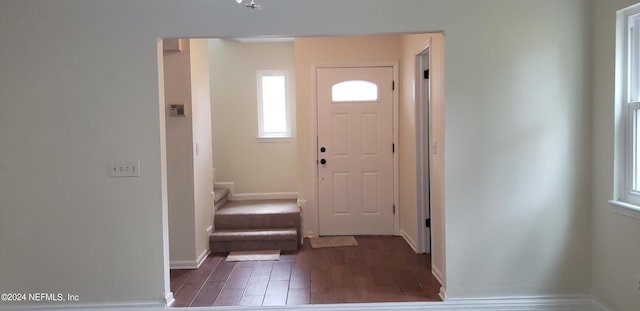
236,0,261,9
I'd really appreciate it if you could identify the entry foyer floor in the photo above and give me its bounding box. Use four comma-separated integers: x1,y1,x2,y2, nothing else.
170,236,441,307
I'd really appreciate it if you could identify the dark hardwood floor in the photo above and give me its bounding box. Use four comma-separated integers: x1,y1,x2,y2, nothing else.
170,236,441,307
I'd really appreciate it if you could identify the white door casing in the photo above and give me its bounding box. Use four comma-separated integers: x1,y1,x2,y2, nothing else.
316,66,394,236
417,50,432,254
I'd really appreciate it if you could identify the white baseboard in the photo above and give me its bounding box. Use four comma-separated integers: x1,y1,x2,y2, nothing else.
195,248,209,268
443,296,596,310
8,296,600,310
304,231,318,239
432,265,445,287
1,301,166,310
164,292,175,307
170,260,197,269
230,192,298,201
439,286,447,301
214,181,235,195
592,300,612,311
401,230,418,253
214,181,297,201
296,199,305,244
297,199,317,241
170,249,209,269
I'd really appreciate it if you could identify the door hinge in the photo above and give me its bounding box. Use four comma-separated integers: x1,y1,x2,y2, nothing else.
392,80,395,91
392,143,395,153
393,205,396,214
424,69,429,80
425,218,431,228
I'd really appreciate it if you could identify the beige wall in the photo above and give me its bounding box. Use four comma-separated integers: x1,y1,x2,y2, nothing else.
163,39,197,264
398,34,427,247
164,39,213,267
209,39,297,194
294,35,442,260
294,35,403,237
591,0,640,310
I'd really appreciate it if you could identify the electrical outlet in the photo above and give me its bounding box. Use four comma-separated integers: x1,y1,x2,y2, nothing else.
110,160,141,177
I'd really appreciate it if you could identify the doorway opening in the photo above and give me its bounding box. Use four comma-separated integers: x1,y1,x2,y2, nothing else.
159,33,446,308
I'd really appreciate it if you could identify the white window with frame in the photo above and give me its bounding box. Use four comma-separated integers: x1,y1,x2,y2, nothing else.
256,70,292,139
612,4,640,219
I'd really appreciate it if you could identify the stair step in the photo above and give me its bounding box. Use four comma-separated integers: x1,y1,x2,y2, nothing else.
215,200,300,231
210,228,297,252
211,199,302,252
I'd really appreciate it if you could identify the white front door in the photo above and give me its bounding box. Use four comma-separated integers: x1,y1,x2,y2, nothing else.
317,66,394,236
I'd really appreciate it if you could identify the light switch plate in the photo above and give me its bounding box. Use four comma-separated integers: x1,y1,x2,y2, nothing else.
110,160,141,177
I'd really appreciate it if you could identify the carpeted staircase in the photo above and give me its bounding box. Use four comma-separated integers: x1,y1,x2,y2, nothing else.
209,198,301,253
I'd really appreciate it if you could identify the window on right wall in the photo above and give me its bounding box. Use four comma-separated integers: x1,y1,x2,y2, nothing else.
613,4,640,218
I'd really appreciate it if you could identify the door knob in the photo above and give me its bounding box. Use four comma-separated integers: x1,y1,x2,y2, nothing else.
320,159,327,165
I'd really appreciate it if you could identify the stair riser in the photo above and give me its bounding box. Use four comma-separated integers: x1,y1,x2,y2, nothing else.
215,213,300,230
211,239,297,253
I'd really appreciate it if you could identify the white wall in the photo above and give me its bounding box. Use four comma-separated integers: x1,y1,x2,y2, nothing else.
208,39,297,194
442,0,592,297
0,0,592,306
591,0,640,310
189,39,214,263
294,35,403,237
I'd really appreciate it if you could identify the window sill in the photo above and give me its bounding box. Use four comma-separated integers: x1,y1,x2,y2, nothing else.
608,200,640,220
256,136,294,143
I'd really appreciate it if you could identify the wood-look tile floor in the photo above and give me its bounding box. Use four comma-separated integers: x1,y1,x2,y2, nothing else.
170,236,442,307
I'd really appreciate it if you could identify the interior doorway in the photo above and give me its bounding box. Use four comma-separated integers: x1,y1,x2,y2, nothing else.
158,33,447,307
